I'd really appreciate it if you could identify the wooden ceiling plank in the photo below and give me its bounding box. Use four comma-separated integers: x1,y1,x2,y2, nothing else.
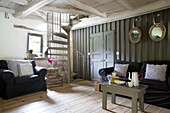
117,0,135,11
9,0,28,5
34,11,46,21
40,6,90,15
72,0,170,29
0,1,12,7
0,6,15,14
63,0,106,18
14,0,55,18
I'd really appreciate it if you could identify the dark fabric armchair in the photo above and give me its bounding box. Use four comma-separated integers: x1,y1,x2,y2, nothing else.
0,60,47,99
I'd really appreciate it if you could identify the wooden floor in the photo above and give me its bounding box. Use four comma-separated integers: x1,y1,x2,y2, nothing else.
0,80,170,113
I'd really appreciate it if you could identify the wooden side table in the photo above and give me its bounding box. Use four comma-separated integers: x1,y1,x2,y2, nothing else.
100,82,148,113
46,68,63,88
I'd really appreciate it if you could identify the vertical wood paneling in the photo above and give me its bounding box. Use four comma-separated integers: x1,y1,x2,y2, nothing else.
148,13,155,61
76,30,78,74
104,23,107,32
154,13,160,60
141,15,148,61
162,10,168,60
93,26,96,34
87,27,90,80
78,29,81,77
73,31,76,72
116,21,120,60
80,29,84,77
130,18,135,62
107,23,111,31
84,28,87,79
125,19,130,61
112,22,116,64
96,25,99,33
100,24,103,32
73,8,170,80
136,17,142,62
168,10,170,59
120,20,125,61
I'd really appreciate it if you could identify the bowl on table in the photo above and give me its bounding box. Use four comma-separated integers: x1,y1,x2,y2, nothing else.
114,80,126,85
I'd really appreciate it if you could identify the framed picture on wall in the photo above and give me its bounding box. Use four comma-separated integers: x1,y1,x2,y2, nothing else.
129,27,142,43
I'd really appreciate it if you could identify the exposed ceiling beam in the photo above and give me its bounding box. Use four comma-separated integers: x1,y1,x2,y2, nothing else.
9,0,28,5
34,11,46,21
0,7,15,14
63,0,106,18
72,0,170,30
40,6,90,16
14,0,55,18
117,0,135,11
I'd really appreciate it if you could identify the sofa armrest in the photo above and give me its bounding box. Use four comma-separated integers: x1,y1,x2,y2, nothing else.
34,66,47,79
0,69,14,85
99,67,114,76
168,76,170,89
99,67,114,82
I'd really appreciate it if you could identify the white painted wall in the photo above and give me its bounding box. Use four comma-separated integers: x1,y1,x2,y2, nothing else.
0,12,47,60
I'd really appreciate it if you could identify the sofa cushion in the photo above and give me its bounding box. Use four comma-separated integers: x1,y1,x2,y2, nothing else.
140,79,169,90
115,60,142,77
0,60,8,69
145,64,167,81
15,75,39,84
17,63,34,77
140,61,170,81
7,60,31,77
114,63,129,77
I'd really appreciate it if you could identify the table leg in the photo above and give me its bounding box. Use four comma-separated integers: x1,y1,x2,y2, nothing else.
111,93,116,104
102,91,107,109
139,95,144,112
132,97,137,113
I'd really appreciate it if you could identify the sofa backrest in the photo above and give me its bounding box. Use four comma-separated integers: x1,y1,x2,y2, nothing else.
0,60,8,69
140,61,170,80
115,60,143,77
0,60,36,69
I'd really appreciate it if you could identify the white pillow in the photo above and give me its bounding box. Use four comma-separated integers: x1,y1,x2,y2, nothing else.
7,60,31,77
17,63,34,77
114,64,129,77
145,64,167,81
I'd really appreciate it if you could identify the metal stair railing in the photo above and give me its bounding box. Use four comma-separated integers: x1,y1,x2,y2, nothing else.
73,48,85,80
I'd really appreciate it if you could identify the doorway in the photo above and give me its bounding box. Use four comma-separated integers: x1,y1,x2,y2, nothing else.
90,31,114,82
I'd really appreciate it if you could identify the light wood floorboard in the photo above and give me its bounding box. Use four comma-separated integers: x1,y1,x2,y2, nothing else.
0,80,170,113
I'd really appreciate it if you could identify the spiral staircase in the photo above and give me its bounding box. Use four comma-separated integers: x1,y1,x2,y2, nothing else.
46,13,86,83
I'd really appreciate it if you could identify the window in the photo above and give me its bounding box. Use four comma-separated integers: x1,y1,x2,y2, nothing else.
27,33,43,55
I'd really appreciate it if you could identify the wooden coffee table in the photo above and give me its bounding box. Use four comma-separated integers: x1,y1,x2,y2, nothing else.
100,82,148,113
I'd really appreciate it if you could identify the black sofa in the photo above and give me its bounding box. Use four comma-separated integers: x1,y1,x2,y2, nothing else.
99,60,170,109
0,60,47,99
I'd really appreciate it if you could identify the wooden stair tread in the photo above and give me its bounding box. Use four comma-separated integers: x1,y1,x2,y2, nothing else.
47,78,63,81
48,47,68,51
47,53,68,56
54,60,68,62
48,40,68,45
46,75,62,78
53,32,68,39
71,19,81,25
61,26,71,33
56,64,68,67
47,84,62,88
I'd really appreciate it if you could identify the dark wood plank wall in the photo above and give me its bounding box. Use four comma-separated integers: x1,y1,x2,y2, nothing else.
73,8,170,79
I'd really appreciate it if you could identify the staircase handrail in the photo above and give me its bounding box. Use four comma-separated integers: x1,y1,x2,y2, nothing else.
72,48,85,80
